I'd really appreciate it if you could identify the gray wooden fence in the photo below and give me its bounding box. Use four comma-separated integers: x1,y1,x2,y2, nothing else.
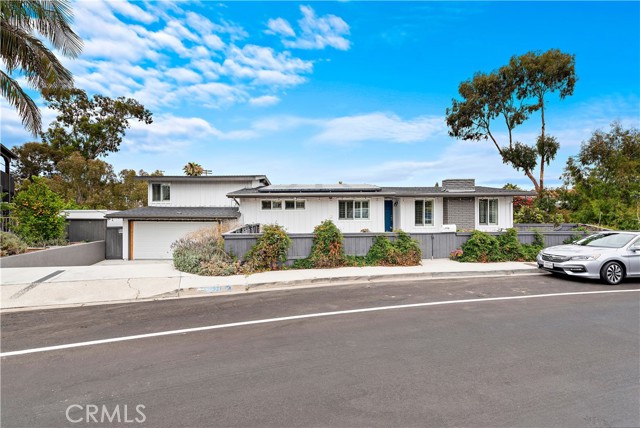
223,230,589,261
106,227,123,259
66,219,106,242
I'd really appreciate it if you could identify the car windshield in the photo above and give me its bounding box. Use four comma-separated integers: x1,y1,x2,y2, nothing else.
575,233,635,248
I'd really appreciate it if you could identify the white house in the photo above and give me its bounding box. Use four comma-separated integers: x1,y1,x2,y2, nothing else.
229,179,528,234
107,175,270,260
108,175,534,260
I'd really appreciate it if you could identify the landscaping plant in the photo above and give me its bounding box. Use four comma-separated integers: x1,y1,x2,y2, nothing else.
0,231,28,256
308,220,346,268
456,229,543,263
242,224,292,272
171,222,238,275
12,177,67,246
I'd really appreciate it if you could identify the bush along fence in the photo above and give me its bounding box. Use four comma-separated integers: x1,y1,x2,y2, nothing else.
224,228,590,262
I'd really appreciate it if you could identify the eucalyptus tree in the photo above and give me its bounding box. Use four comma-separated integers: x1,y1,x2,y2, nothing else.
446,49,576,193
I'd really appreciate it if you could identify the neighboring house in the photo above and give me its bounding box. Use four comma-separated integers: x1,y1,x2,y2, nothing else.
229,179,535,234
106,175,270,260
1,144,17,204
107,175,534,260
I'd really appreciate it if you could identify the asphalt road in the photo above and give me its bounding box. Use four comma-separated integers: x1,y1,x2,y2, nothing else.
2,274,639,427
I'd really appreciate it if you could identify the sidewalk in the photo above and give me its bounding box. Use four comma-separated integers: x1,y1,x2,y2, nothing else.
0,259,541,311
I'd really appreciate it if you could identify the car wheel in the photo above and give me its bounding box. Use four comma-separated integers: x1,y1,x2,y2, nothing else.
600,261,624,285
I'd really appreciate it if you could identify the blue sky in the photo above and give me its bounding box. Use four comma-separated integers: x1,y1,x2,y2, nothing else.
2,1,639,189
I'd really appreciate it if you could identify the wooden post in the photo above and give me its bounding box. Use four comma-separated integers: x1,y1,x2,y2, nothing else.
128,220,134,260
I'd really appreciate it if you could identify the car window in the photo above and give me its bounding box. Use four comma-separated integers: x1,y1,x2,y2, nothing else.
576,233,636,248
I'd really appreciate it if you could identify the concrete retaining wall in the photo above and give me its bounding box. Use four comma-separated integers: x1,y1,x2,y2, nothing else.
0,241,105,268
224,230,589,261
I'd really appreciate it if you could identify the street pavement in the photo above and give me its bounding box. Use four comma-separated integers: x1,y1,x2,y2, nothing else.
0,259,540,311
2,275,639,427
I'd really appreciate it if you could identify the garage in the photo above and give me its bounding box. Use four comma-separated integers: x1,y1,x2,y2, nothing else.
106,206,241,260
131,221,214,260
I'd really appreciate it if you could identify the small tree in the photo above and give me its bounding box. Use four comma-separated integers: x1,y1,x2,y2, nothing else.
13,177,66,245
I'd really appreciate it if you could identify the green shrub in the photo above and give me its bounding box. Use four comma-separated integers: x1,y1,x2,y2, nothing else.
12,177,67,246
243,224,291,272
497,228,525,261
172,236,228,274
458,231,502,262
365,231,422,266
171,223,239,275
345,255,367,267
533,231,545,248
0,231,28,256
308,220,346,268
365,235,399,265
393,231,422,265
291,257,314,269
459,229,544,263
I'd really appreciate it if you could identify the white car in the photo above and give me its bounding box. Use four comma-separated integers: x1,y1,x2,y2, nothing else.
537,232,640,285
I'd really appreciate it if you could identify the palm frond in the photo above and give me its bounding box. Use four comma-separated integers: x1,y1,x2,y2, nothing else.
1,69,41,136
1,22,74,89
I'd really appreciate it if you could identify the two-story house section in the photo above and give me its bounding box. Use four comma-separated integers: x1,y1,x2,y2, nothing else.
107,175,270,260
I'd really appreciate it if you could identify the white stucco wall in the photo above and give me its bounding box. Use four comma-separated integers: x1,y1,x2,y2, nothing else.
148,181,253,207
239,197,385,233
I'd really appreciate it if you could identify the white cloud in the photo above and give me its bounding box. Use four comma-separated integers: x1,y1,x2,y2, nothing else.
167,67,203,84
61,1,317,109
122,113,256,153
222,45,313,87
249,95,281,106
108,0,156,24
265,17,296,38
267,5,351,51
312,113,446,144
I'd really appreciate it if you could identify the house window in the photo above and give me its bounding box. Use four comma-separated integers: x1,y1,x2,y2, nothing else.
151,183,170,202
414,200,434,226
338,200,369,220
285,200,305,210
261,200,282,210
479,198,498,225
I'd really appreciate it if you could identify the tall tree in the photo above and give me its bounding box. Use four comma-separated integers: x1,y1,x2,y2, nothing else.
562,123,640,229
1,0,82,136
42,88,153,159
46,151,117,207
183,162,204,176
12,141,58,184
446,49,576,193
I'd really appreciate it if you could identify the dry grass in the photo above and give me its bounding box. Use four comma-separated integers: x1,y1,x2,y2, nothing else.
183,221,239,245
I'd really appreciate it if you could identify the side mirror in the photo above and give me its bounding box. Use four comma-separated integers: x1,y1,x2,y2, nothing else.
630,245,640,252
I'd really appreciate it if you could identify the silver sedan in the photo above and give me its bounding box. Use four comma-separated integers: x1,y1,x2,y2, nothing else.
537,231,640,285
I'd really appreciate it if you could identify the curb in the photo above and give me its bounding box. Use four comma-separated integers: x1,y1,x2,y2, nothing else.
190,268,545,295
0,268,546,313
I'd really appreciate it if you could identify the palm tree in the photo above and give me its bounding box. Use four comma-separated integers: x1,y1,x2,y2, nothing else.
1,0,83,136
183,162,205,177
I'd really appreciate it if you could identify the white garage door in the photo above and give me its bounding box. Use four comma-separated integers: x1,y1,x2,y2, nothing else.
133,221,214,259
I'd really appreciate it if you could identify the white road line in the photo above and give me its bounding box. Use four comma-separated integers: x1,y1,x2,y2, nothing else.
2,289,638,358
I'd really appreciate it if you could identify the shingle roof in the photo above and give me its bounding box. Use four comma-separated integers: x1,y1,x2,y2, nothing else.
105,206,240,219
136,175,270,185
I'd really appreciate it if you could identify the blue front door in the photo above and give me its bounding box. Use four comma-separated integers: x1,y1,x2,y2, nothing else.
384,200,393,232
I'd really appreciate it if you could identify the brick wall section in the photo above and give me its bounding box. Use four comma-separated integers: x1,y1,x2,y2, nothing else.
443,197,475,229
442,179,475,191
